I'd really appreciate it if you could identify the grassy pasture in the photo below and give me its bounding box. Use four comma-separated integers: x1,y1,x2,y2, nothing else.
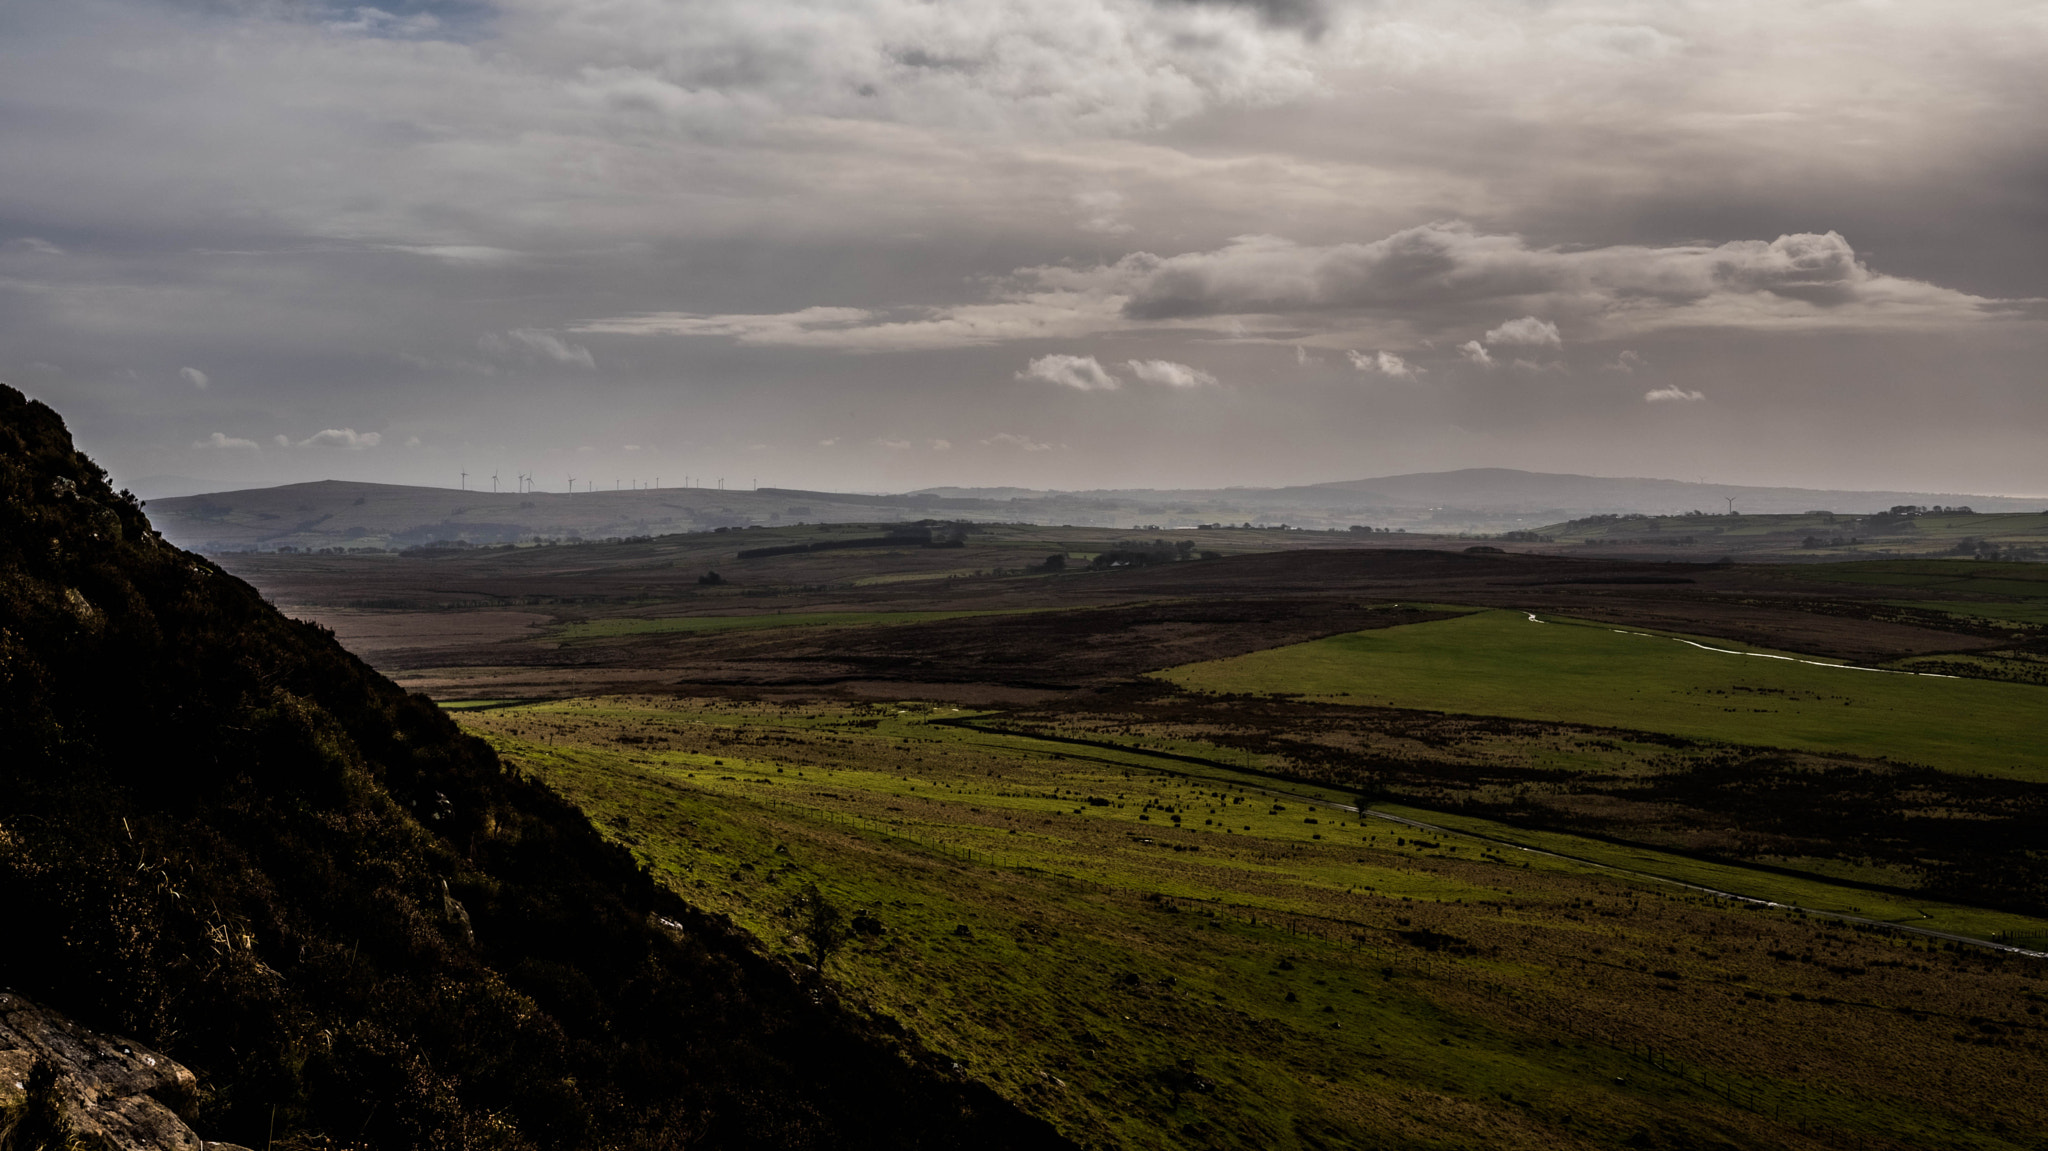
1161,609,2048,779
1365,804,2044,944
457,698,2048,1151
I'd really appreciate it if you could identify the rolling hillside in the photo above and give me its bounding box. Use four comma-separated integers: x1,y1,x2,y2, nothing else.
146,469,2048,555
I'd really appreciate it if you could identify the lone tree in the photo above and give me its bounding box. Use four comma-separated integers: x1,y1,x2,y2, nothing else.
795,883,846,969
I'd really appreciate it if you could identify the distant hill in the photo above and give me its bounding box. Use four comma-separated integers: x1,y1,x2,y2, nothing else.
0,385,1063,1149
144,470,2047,553
1286,468,2046,516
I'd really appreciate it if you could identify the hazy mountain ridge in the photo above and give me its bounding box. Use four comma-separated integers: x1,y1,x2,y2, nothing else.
922,469,2048,515
147,470,2047,554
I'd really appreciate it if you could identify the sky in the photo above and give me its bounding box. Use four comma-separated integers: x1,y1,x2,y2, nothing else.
4,0,2046,498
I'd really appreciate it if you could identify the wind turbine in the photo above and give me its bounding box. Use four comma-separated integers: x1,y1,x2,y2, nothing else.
460,470,468,491
491,471,499,493
566,474,575,494
1724,496,1737,515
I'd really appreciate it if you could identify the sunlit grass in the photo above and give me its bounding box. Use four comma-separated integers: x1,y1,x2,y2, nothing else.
1160,609,2048,778
456,697,2048,1151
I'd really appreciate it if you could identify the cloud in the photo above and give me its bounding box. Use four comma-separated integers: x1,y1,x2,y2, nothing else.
1348,349,1418,378
1018,353,1120,391
479,329,596,369
194,432,258,450
583,225,2036,357
520,0,1322,136
982,432,1057,452
1644,386,1705,403
1457,340,1493,366
818,437,839,447
877,437,913,450
1484,316,1561,348
1294,345,1316,366
295,428,383,449
1124,359,1217,388
4,238,63,256
930,438,952,450
1075,190,1133,235
323,7,443,37
388,245,521,266
577,295,1123,352
180,366,210,390
580,307,874,341
1112,225,2030,335
1605,350,1646,373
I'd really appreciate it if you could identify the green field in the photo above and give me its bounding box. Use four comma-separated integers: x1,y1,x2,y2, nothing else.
549,608,1036,642
1160,609,2048,778
456,698,2048,1151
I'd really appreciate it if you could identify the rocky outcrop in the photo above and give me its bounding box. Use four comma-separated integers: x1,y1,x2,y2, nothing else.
0,992,249,1150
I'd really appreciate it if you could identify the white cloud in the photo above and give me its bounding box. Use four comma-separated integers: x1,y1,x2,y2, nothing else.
1645,386,1705,403
878,437,913,450
1294,345,1316,366
479,328,596,369
1348,349,1418,378
274,434,290,447
1457,339,1493,366
581,306,873,341
194,431,258,450
1018,353,1119,391
5,238,63,256
930,438,952,450
1124,359,1217,388
1605,350,1646,373
179,366,210,390
1075,190,1132,235
509,0,1322,136
577,294,1124,351
295,428,383,449
388,245,521,266
582,226,2037,357
982,432,1057,452
1484,316,1562,348
818,437,839,446
1113,226,2031,335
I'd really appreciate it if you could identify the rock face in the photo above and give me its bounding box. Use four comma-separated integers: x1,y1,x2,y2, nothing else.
0,993,249,1151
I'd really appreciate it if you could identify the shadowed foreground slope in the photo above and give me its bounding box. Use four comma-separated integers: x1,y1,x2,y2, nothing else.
0,384,1067,1149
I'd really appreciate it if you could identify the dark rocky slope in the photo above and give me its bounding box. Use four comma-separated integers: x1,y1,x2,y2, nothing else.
0,385,1066,1150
